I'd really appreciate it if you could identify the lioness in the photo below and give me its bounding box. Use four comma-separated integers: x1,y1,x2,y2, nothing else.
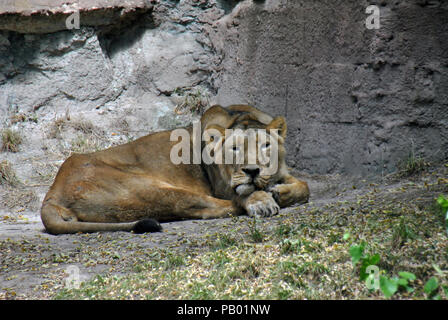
41,105,309,235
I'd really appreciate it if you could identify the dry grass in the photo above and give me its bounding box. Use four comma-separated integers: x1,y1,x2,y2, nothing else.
31,160,60,185
46,114,110,157
1,128,23,153
1,188,38,210
174,88,209,115
69,135,103,154
0,160,19,186
10,112,38,125
48,115,103,140
397,151,429,178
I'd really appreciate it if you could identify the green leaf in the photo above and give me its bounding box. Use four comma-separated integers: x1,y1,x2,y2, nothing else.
349,242,365,265
442,285,448,296
368,253,380,266
398,271,416,281
380,276,398,298
359,261,370,281
343,233,350,241
359,254,380,281
424,277,439,295
397,278,408,287
437,195,448,209
432,264,444,277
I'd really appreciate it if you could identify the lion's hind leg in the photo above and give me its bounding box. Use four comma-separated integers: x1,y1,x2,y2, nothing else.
140,181,241,221
184,197,241,220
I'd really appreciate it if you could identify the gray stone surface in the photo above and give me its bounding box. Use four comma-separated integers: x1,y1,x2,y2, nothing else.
0,0,153,33
210,0,448,175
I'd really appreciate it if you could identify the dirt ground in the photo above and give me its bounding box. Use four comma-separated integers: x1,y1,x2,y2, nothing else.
0,165,447,299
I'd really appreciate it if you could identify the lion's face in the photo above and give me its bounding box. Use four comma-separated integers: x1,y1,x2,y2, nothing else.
201,107,288,199
224,128,285,197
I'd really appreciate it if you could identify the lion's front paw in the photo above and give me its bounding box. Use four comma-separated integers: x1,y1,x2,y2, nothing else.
244,191,280,217
269,181,309,208
269,184,292,206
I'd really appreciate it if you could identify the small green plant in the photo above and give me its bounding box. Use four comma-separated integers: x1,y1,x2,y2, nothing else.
437,195,448,235
280,237,320,255
424,277,439,299
280,238,302,254
274,224,294,238
349,241,380,281
438,195,448,211
213,233,237,250
1,128,22,152
379,271,417,298
397,150,427,177
396,271,417,293
163,253,185,270
248,217,264,243
348,242,422,298
421,265,448,299
391,217,416,248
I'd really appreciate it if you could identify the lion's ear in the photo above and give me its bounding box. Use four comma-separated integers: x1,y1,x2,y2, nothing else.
201,105,233,132
204,124,226,142
267,116,287,138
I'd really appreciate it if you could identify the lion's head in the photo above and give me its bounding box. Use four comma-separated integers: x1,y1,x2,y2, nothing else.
200,105,289,199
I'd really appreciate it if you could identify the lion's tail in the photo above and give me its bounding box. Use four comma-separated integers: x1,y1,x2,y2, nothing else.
40,201,162,235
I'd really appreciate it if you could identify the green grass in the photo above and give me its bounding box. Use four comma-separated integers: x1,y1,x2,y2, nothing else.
397,151,428,177
391,217,417,249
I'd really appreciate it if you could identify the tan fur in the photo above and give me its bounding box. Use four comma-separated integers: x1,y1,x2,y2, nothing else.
41,105,309,234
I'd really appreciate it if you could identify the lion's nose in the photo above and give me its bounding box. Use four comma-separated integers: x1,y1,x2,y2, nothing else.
242,165,260,179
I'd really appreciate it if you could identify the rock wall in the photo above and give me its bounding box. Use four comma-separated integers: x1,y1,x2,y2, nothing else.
211,0,448,175
0,0,447,191
0,0,224,134
0,0,227,211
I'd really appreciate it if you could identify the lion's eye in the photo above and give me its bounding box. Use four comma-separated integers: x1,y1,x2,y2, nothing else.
261,143,270,150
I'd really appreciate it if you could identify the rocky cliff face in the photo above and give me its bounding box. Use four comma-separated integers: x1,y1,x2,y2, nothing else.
0,0,228,212
0,0,447,207
211,0,448,175
0,0,223,135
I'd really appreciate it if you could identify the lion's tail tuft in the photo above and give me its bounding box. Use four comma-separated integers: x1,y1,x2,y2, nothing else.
133,219,163,234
